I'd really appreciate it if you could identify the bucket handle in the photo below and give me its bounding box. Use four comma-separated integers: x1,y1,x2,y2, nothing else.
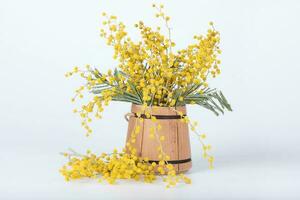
124,113,135,122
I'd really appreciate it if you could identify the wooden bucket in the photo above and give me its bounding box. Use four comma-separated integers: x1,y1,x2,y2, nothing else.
125,104,192,173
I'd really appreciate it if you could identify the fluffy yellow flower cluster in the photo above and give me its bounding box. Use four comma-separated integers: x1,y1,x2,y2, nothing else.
98,7,221,107
60,148,191,187
62,3,231,188
65,4,231,136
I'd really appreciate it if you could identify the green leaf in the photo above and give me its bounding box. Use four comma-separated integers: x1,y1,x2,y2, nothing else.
183,88,232,116
196,101,219,116
127,81,143,104
219,91,232,111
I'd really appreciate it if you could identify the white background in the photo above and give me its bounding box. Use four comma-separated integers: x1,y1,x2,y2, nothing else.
1,0,300,199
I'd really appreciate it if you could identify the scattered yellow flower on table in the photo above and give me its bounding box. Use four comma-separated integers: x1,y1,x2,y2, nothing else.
60,149,191,188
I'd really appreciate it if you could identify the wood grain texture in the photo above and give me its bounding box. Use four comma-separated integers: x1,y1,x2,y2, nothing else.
126,104,192,173
177,120,192,172
125,109,144,157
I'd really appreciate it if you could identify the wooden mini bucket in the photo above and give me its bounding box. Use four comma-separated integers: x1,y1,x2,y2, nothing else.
125,104,192,173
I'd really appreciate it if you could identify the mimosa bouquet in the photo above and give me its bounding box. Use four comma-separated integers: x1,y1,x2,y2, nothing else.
61,4,232,188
